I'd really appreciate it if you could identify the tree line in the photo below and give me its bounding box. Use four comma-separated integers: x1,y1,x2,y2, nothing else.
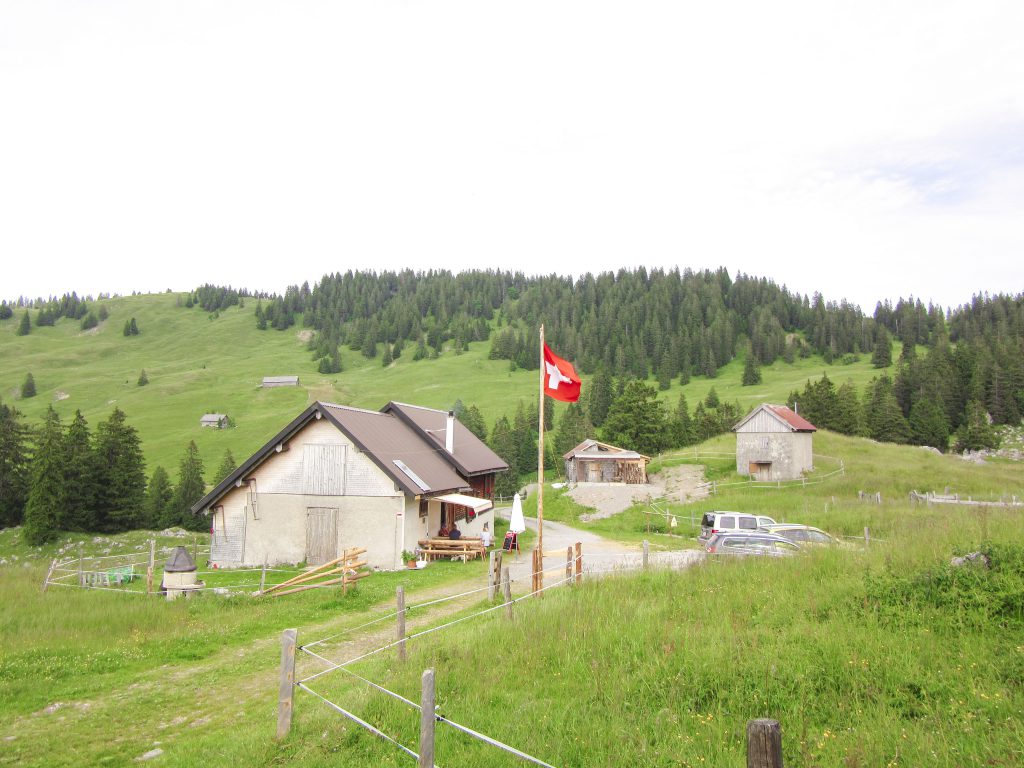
0,403,229,544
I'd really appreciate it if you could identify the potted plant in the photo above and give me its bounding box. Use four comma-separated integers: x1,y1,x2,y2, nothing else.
401,550,417,569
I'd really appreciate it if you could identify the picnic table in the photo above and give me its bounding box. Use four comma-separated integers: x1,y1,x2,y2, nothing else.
417,537,486,562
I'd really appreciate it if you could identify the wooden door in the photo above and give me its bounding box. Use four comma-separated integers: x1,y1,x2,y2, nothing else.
305,507,338,565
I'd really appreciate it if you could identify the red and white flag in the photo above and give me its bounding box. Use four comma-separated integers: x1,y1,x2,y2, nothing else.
542,343,581,402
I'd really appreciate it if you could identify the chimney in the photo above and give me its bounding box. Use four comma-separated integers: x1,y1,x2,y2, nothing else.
445,411,455,454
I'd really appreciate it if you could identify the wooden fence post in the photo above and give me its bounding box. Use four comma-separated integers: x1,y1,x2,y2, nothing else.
531,548,540,596
494,550,503,598
565,546,572,582
418,669,436,768
574,542,582,585
746,718,783,767
502,567,512,620
487,550,496,601
276,628,297,740
259,557,268,594
643,539,649,569
864,527,870,548
77,543,84,587
147,538,156,595
397,586,407,662
42,558,56,592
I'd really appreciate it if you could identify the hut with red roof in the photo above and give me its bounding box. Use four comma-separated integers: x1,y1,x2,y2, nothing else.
733,404,817,481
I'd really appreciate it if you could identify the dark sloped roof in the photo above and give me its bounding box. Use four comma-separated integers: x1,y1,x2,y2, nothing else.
383,402,509,476
164,546,197,572
190,401,488,515
321,403,469,495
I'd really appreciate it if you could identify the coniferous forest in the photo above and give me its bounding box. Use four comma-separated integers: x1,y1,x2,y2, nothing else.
2,270,1022,541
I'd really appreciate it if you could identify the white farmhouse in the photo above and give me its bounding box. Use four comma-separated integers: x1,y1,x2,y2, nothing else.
733,404,817,481
191,401,508,570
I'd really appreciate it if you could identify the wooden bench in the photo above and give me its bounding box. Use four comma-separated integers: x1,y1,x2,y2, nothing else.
417,538,486,563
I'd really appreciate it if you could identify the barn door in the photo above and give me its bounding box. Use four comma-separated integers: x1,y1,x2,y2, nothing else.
305,507,338,565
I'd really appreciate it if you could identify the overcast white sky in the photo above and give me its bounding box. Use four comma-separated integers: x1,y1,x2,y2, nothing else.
2,1,1021,312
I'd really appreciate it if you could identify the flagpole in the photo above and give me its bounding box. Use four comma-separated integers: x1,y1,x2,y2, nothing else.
537,324,545,592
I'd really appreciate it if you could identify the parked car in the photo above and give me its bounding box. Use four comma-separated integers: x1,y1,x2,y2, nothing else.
704,532,802,557
758,524,844,547
699,511,777,541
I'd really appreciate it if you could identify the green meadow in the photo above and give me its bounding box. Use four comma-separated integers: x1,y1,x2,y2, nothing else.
1,429,1022,766
1,291,886,476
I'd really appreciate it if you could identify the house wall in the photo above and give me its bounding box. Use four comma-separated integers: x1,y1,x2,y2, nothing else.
207,418,408,570
735,432,813,480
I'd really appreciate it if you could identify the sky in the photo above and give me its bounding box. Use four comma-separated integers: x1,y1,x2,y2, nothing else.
2,1,1022,312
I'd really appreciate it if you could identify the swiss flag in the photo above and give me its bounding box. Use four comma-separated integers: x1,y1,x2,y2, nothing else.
543,343,582,402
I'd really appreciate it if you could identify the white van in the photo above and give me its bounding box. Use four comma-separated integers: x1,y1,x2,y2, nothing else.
699,511,777,541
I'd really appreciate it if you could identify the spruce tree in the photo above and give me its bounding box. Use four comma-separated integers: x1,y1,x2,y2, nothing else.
909,398,950,451
143,466,173,529
130,317,139,335
669,393,694,448
61,410,98,531
80,312,98,330
16,311,31,336
872,327,893,368
704,387,720,409
0,401,31,527
98,305,109,321
215,449,237,483
170,441,207,530
867,376,911,444
21,373,36,399
833,380,865,436
0,302,12,320
602,380,668,455
93,408,146,531
488,416,519,497
741,354,762,386
954,400,998,452
587,367,613,427
554,402,593,457
137,369,149,386
461,405,488,442
23,408,65,545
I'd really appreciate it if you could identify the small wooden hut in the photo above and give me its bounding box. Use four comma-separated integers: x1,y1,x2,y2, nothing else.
200,413,228,429
563,439,650,484
262,375,300,388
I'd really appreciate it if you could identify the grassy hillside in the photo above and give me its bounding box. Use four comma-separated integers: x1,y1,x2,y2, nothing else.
1,292,887,476
1,431,1021,766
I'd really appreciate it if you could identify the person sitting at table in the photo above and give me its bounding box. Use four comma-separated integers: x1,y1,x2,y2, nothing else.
438,523,450,538
448,522,462,540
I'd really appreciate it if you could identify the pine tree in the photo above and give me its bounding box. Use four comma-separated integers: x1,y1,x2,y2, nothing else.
215,449,236,483
488,416,519,497
170,441,206,530
0,401,31,527
602,381,668,455
16,311,31,336
871,326,893,368
741,354,762,386
668,393,694,447
23,408,65,545
381,344,393,366
98,305,109,321
0,302,12,321
21,373,36,399
554,402,593,457
587,367,614,427
93,408,146,532
954,400,998,452
704,387,720,408
833,380,864,436
255,303,267,330
908,398,950,451
461,405,488,442
143,466,173,530
867,376,910,444
130,317,139,335
138,369,149,386
512,402,536,474
61,410,98,531
80,312,98,330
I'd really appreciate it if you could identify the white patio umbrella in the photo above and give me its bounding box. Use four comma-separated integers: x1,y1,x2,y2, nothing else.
509,492,526,534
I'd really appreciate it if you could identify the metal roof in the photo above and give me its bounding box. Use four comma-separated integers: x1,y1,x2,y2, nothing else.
733,404,817,433
164,546,197,573
563,438,651,462
191,400,505,514
383,402,510,476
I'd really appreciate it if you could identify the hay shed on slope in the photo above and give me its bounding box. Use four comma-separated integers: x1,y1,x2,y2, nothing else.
563,439,650,484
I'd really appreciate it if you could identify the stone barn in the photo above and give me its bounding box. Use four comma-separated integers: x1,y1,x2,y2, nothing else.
563,439,650,484
733,404,817,481
191,400,508,570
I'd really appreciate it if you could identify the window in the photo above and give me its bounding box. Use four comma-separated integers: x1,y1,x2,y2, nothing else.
419,499,428,518
720,516,735,529
738,517,757,530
